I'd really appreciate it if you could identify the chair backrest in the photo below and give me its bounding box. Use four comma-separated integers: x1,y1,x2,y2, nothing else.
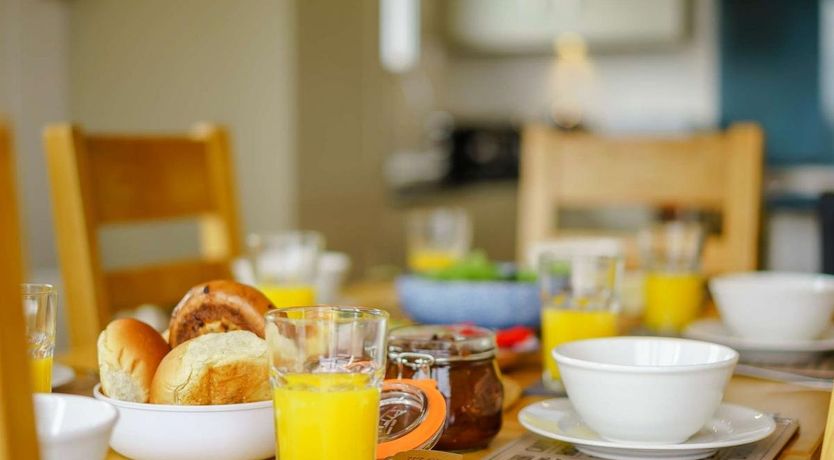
0,120,41,459
44,123,241,350
517,123,764,274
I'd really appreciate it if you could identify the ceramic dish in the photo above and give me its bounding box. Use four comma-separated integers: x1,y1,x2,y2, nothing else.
94,385,274,460
710,272,834,342
685,318,834,364
35,393,118,460
52,363,76,388
553,337,738,444
519,398,775,460
396,275,540,328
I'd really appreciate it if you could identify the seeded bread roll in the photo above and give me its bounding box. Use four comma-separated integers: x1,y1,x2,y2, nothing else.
97,318,171,403
149,330,270,405
167,280,273,348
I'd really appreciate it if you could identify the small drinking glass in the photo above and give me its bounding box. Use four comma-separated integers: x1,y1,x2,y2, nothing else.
639,221,706,334
247,231,323,307
539,254,622,392
265,306,388,460
23,283,57,393
406,207,472,273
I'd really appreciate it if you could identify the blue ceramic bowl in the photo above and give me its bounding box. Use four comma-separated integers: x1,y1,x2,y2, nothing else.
396,275,541,329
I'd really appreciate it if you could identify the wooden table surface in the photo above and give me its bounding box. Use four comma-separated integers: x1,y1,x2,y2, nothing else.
56,281,831,460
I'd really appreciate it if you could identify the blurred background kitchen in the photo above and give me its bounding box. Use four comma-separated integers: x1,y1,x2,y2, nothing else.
4,0,834,350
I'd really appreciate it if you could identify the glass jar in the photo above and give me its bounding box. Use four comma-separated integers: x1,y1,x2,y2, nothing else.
386,325,504,451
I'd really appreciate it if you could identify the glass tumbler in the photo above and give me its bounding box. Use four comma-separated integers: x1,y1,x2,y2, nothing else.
539,254,622,392
406,207,471,273
22,283,57,393
265,306,389,460
639,221,706,334
248,231,323,307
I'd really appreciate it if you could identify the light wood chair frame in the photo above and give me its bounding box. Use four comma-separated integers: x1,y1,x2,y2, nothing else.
44,123,241,350
517,122,764,275
0,119,40,459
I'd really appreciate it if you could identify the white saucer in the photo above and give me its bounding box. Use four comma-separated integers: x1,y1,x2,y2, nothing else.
684,319,834,364
52,363,76,388
518,398,775,460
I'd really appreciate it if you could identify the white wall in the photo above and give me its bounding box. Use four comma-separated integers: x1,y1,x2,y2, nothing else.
69,0,297,266
1,0,70,269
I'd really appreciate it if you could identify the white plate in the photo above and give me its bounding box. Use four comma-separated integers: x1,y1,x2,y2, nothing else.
684,319,834,364
52,363,76,389
518,398,775,460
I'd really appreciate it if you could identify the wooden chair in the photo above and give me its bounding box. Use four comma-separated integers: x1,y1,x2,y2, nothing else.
44,124,241,351
0,120,41,458
517,123,764,275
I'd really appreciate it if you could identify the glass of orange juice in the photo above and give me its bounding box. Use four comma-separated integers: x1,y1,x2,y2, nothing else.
22,283,57,393
247,231,323,307
265,306,388,460
539,254,623,392
405,207,471,273
639,221,705,334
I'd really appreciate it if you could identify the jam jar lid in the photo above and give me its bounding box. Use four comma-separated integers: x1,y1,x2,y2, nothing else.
377,378,447,460
387,324,497,364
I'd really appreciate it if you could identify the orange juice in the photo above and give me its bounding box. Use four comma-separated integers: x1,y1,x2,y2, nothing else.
258,284,316,308
542,309,618,381
644,272,703,333
274,373,379,460
407,249,458,273
30,356,52,393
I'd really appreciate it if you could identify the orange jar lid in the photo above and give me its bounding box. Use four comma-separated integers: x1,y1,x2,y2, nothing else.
377,378,447,460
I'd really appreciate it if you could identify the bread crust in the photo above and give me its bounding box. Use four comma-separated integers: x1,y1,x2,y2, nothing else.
98,318,171,402
149,331,270,405
168,280,273,348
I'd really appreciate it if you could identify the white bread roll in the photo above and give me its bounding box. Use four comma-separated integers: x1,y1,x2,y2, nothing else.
150,331,270,405
98,318,171,403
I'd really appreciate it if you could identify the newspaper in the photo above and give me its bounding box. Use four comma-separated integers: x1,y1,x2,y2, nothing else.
484,417,797,460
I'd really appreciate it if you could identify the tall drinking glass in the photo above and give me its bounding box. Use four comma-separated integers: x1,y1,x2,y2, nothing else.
539,254,622,392
23,283,57,393
248,231,323,307
406,207,471,273
639,222,705,334
265,306,388,460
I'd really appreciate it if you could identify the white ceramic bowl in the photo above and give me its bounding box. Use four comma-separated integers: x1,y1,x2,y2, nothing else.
35,393,118,460
94,385,274,460
710,272,834,342
553,337,738,444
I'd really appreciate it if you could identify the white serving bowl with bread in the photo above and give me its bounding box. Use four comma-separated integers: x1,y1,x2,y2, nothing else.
95,280,277,460
553,337,738,444
94,385,274,460
710,272,834,342
35,393,118,460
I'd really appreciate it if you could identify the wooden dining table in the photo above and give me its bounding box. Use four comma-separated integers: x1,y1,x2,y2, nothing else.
56,281,832,460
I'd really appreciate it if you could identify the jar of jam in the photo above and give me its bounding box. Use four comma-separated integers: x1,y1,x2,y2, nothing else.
386,325,504,451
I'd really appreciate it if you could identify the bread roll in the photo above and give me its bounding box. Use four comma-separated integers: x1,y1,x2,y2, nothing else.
98,318,171,403
168,280,273,348
150,330,270,405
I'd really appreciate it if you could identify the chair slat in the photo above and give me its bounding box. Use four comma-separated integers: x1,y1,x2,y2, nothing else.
87,137,215,223
105,259,231,311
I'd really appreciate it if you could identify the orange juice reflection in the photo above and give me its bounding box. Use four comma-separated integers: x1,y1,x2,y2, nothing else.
258,284,316,307
407,249,459,273
644,272,703,333
274,373,379,460
30,356,52,392
542,309,618,381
